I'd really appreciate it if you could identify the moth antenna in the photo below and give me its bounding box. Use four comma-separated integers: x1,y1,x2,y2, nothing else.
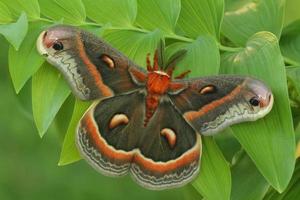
153,50,159,71
157,39,165,69
164,49,187,76
146,53,152,71
174,70,191,79
166,66,175,77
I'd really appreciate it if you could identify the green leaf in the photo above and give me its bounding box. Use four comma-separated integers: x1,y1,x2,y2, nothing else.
284,0,300,26
215,128,241,162
286,66,300,126
58,100,91,165
177,0,224,40
287,66,300,101
0,12,28,50
83,0,137,27
222,0,285,46
1,0,40,21
280,20,300,66
53,95,75,140
220,32,295,192
296,123,300,138
39,0,86,25
9,22,49,93
287,66,300,99
264,159,300,200
192,137,231,200
165,35,220,77
182,185,203,200
135,0,181,34
0,1,13,24
231,151,269,200
32,63,71,137
103,29,162,66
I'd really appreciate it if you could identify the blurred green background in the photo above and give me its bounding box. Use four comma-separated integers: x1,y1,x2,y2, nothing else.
0,35,200,200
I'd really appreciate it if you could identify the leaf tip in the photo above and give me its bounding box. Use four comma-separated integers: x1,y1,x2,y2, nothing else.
58,156,81,166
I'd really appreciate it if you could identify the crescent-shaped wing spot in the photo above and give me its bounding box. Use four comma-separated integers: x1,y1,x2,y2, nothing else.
101,54,115,69
199,85,216,94
160,128,176,148
109,114,129,129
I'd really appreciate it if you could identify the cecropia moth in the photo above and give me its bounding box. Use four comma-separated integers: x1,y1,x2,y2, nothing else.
36,25,273,190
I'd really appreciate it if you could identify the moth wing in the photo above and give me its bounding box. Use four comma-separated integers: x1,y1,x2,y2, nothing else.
169,75,273,135
37,25,147,100
76,91,201,190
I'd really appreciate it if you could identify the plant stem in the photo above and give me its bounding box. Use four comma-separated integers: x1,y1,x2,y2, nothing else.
166,34,194,42
283,56,300,66
37,17,53,23
218,43,243,52
109,26,149,33
84,22,102,26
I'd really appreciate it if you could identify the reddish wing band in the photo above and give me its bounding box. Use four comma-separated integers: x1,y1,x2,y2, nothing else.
37,25,147,100
168,75,273,135
76,91,201,190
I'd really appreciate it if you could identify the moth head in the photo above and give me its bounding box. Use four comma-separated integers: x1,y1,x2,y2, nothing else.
36,25,93,100
36,25,77,59
243,78,274,115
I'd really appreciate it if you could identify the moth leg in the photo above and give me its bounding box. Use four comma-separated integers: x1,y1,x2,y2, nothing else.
153,50,159,71
146,53,152,71
146,50,160,72
174,70,191,79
